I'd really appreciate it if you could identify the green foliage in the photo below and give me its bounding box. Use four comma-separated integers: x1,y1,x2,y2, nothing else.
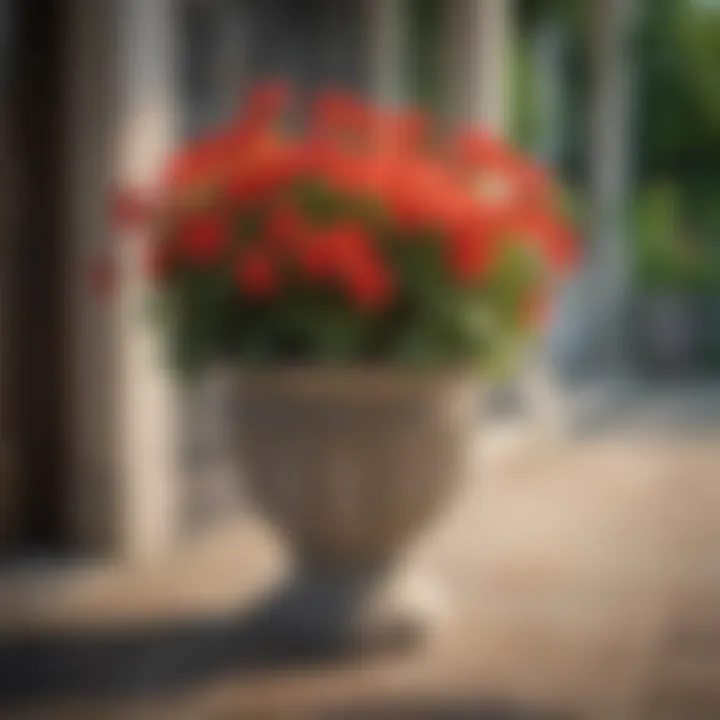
631,181,720,293
155,223,543,379
636,0,720,180
516,0,720,297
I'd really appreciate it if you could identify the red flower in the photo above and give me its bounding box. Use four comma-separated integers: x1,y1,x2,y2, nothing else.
325,223,370,272
234,249,278,299
296,223,362,281
333,226,395,310
180,216,227,265
322,150,371,195
448,214,499,283
299,222,395,310
386,160,469,234
297,236,336,280
266,203,309,254
226,141,304,207
344,257,395,311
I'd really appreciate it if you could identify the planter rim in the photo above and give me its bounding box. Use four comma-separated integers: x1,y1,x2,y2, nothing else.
235,365,480,397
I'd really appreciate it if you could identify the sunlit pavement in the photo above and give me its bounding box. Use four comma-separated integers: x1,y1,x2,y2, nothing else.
2,385,720,719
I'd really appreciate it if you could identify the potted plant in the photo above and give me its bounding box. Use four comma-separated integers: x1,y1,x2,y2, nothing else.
114,83,577,650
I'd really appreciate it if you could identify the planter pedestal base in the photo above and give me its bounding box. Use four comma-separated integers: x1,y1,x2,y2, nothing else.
265,565,440,655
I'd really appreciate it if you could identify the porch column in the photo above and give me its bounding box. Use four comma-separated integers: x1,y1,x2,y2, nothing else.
532,17,581,374
584,0,636,374
445,0,513,132
367,0,407,105
113,0,180,560
445,0,574,440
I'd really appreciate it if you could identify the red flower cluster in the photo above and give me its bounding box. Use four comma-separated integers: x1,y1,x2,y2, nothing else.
112,83,577,321
235,249,278,300
297,222,394,310
180,215,227,265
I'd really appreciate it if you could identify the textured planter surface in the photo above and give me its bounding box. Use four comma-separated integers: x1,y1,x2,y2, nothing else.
236,368,478,649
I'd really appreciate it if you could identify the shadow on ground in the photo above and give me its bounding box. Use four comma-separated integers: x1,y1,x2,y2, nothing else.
0,586,571,719
0,590,347,702
313,701,572,719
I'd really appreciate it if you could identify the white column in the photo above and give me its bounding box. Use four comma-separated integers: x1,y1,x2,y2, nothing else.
585,0,636,374
445,0,571,441
445,0,513,132
531,18,581,374
531,17,565,163
182,0,250,136
113,0,180,560
529,16,574,428
367,0,407,106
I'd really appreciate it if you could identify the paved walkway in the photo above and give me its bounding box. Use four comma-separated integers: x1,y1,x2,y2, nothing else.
2,386,720,719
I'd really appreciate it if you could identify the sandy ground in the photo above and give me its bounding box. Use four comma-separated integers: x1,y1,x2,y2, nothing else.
2,386,720,719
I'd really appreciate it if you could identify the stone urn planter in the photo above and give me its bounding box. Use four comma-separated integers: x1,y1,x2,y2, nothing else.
111,83,577,652
236,368,477,650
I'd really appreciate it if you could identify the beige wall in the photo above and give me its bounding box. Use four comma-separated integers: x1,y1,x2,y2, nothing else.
65,0,181,560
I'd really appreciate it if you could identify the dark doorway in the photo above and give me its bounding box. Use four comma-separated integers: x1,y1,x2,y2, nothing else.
2,0,72,552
